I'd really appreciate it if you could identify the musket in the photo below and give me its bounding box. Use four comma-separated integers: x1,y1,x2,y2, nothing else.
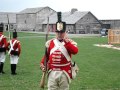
7,14,11,40
40,17,49,89
7,14,12,55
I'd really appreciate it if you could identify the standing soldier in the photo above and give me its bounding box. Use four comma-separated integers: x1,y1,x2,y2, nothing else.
8,30,21,75
40,12,78,90
0,23,8,74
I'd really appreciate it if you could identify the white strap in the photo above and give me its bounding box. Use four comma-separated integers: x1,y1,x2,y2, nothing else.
53,39,71,62
8,40,17,55
0,35,4,42
50,46,58,55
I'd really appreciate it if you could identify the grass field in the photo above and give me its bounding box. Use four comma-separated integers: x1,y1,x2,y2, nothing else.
0,32,120,90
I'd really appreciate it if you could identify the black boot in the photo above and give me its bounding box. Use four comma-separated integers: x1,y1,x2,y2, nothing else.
0,62,2,74
0,62,5,74
14,64,17,75
11,64,17,75
11,64,14,75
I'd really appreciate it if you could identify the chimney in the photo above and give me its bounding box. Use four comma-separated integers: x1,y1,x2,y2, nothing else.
71,8,78,14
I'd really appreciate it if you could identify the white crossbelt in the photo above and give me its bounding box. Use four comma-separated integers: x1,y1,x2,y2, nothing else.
50,46,58,55
8,40,17,55
51,39,72,62
0,35,4,42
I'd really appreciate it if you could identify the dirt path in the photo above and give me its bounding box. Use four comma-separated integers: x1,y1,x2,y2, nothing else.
94,44,120,50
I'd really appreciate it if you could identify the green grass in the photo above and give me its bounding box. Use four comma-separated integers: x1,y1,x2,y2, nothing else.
3,31,55,38
72,38,120,90
0,32,120,90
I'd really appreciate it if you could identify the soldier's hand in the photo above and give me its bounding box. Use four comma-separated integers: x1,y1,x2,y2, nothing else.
40,63,46,72
64,37,70,43
64,33,70,43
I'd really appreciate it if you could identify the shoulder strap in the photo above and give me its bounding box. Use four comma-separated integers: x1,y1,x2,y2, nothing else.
0,35,4,42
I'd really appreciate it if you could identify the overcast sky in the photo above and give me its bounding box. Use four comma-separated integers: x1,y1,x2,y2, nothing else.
0,0,119,20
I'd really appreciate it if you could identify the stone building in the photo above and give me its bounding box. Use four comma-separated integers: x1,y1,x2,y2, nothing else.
16,6,56,31
0,12,17,31
1,7,120,34
42,9,102,34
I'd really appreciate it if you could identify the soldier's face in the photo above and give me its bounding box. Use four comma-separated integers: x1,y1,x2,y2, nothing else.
56,32,66,40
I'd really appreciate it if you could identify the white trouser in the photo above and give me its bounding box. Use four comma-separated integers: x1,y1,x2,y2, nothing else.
0,52,6,62
10,55,19,64
48,70,69,90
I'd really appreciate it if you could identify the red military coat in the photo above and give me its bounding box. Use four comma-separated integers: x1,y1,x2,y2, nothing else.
7,38,21,56
40,38,78,79
0,33,8,51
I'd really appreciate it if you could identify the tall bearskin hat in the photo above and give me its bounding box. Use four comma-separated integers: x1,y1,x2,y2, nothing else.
55,12,66,32
0,23,4,32
13,29,17,38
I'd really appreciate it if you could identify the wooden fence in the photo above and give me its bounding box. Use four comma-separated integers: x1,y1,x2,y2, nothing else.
108,29,120,44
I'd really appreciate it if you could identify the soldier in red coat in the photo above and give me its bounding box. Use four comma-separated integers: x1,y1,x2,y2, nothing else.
7,30,21,75
40,12,78,90
0,23,8,74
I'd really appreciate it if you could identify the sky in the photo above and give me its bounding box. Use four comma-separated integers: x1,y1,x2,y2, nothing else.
0,0,120,20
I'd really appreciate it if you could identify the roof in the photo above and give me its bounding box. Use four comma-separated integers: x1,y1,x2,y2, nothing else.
19,6,49,14
42,11,89,24
0,12,17,23
65,11,89,24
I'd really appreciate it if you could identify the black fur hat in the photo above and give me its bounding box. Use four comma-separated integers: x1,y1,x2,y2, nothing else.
13,29,17,38
55,12,66,32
